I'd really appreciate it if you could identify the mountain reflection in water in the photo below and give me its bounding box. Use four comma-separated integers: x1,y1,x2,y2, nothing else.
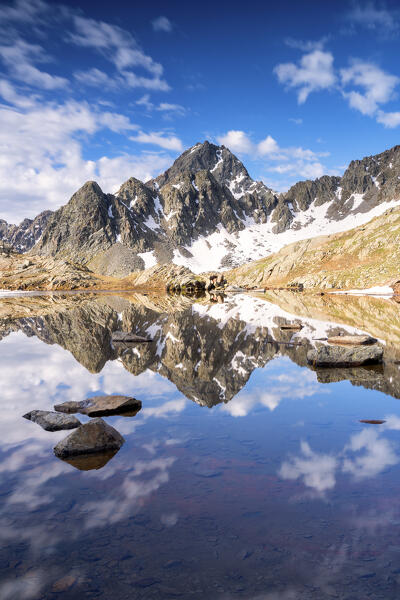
0,291,400,599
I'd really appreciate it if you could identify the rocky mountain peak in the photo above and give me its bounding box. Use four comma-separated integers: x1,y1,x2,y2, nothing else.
146,140,256,192
7,140,400,276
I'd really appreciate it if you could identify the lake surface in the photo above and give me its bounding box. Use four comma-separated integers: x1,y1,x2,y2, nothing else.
1,291,400,599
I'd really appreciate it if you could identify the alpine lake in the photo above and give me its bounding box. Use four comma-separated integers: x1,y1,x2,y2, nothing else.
1,288,400,600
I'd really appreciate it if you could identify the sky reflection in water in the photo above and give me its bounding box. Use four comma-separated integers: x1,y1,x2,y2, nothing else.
0,294,400,599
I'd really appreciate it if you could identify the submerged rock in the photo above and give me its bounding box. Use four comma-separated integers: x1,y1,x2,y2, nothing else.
58,448,119,470
307,344,383,368
23,410,81,431
327,334,378,346
53,418,125,458
54,395,142,417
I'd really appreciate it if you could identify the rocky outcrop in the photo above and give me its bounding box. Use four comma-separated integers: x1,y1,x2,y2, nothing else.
54,395,142,417
53,418,125,457
131,263,206,290
0,252,107,291
0,210,53,253
23,410,81,431
307,344,384,367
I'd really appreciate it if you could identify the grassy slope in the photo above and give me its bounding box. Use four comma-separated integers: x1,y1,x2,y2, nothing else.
227,206,400,290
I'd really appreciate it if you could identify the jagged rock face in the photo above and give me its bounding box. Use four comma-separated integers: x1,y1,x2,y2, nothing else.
0,210,53,253
14,141,400,274
34,182,157,264
148,141,277,227
283,175,340,212
29,143,280,272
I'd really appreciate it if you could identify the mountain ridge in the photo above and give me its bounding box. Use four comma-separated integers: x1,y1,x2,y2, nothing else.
1,140,400,275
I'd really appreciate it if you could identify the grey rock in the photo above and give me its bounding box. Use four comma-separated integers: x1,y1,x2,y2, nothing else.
53,418,125,457
54,394,142,417
23,410,81,431
0,210,53,253
307,344,383,367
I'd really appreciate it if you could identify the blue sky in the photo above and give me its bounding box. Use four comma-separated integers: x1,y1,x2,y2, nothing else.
1,0,400,222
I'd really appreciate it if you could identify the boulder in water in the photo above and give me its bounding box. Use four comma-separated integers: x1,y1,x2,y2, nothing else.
54,395,142,417
54,418,125,458
23,410,81,431
307,344,383,368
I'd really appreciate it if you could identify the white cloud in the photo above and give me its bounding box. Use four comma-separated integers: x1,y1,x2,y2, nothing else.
69,15,170,91
346,1,399,35
135,96,186,116
275,45,400,128
216,130,254,154
257,135,280,155
0,78,35,108
284,37,329,51
152,16,173,32
0,40,68,90
130,131,184,151
0,570,46,600
341,60,400,116
0,86,175,222
289,117,303,125
279,440,338,493
216,130,330,181
268,161,326,179
280,423,400,496
157,102,186,115
136,93,154,110
342,428,398,479
73,67,117,89
274,49,336,104
0,0,49,25
376,110,400,127
221,368,324,417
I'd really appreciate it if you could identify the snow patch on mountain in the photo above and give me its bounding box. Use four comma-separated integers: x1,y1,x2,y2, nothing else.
173,196,400,273
138,251,157,268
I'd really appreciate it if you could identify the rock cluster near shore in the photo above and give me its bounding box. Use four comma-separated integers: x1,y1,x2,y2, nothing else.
23,410,81,431
54,418,125,458
55,395,142,417
23,392,142,467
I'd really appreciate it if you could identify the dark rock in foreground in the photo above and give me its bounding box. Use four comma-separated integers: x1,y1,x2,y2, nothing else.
307,344,384,368
23,410,81,431
53,418,125,458
54,395,142,417
327,334,378,346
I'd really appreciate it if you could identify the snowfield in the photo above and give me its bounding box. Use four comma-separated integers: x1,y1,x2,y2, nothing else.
172,196,400,273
